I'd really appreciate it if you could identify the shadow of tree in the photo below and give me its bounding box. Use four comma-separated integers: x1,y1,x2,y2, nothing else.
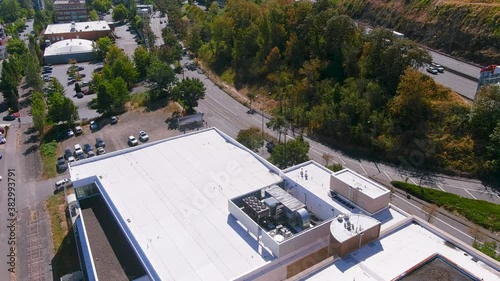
24,134,39,144
23,144,39,156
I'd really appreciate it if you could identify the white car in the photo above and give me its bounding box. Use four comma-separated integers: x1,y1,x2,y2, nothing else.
128,135,138,146
431,62,445,73
74,126,83,135
74,144,83,156
0,136,6,144
139,131,149,142
97,147,106,155
55,178,72,191
68,156,75,163
67,128,74,137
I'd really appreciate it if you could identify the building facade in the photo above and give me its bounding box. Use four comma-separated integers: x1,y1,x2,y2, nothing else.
54,0,88,23
43,21,112,43
477,65,500,92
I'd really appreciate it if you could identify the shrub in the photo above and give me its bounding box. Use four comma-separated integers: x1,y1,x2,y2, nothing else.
391,181,500,231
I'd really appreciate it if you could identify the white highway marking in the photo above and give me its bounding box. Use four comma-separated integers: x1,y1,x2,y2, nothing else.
360,164,367,175
208,95,238,116
436,184,445,192
383,170,392,181
409,177,418,185
464,189,477,199
311,148,322,155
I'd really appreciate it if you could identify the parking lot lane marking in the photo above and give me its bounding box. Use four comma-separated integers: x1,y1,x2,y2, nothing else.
360,163,367,175
464,189,476,199
383,170,392,181
436,184,445,192
339,157,346,165
409,177,418,185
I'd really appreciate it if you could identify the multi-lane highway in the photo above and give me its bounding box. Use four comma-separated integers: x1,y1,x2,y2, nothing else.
430,50,482,80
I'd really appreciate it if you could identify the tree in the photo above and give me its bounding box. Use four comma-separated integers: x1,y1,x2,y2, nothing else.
247,91,257,112
171,77,206,114
147,58,177,99
31,91,46,134
0,0,24,23
89,9,99,21
470,85,500,140
95,37,113,61
48,92,79,124
109,53,138,88
422,204,438,223
267,115,288,143
96,77,129,113
237,127,264,152
24,52,43,91
322,153,333,166
74,82,81,93
133,46,150,79
112,4,129,21
89,0,111,13
7,38,27,55
269,136,310,169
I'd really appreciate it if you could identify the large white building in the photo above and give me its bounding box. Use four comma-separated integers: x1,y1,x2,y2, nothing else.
67,128,500,281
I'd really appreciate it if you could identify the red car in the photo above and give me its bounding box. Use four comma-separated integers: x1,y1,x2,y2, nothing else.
82,89,94,95
11,112,20,118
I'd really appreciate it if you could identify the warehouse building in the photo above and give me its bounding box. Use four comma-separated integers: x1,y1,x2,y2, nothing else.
43,39,95,65
44,21,112,43
67,128,500,281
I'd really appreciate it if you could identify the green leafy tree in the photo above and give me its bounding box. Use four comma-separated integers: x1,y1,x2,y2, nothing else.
89,0,111,13
95,37,113,61
267,115,288,143
7,38,27,55
146,58,177,99
0,0,24,23
96,77,129,113
31,91,47,134
112,4,129,21
236,127,264,152
47,92,79,124
269,136,310,169
89,9,99,21
24,53,43,91
171,77,206,113
133,46,151,79
110,54,138,88
49,77,65,95
470,85,500,140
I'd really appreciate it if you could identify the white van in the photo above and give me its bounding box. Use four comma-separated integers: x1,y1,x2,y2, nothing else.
55,178,72,191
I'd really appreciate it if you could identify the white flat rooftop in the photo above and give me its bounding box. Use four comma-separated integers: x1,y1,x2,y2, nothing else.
297,222,500,281
333,169,389,199
330,214,380,243
44,21,110,35
69,129,283,281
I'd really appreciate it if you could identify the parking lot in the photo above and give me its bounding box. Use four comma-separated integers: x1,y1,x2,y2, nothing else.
46,61,104,120
57,108,193,173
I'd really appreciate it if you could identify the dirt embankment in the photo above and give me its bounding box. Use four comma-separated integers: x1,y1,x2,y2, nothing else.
335,0,500,65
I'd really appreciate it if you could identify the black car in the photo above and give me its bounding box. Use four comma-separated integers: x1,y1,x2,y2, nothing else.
95,137,105,148
2,115,16,121
64,148,73,160
83,144,93,154
56,157,67,172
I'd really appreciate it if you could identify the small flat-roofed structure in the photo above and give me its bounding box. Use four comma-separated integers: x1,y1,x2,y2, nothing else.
69,128,283,280
329,214,381,257
44,21,111,42
43,39,96,65
330,169,391,214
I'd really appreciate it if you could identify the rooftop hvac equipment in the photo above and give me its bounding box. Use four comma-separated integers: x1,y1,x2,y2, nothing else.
242,196,269,221
296,208,310,229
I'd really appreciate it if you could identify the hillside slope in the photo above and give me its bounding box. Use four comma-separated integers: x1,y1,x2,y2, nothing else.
334,0,500,65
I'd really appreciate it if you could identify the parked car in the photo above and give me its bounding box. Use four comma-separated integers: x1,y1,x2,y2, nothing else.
97,147,106,155
110,116,118,124
139,131,149,142
82,89,94,95
64,148,73,159
128,135,138,146
56,157,67,172
68,156,75,163
90,121,98,130
67,128,74,137
81,81,89,87
55,178,72,191
266,141,276,153
77,154,86,160
74,126,83,135
426,66,438,74
77,66,84,71
74,144,83,156
2,115,16,121
83,144,93,154
95,137,105,148
67,79,76,86
0,136,6,144
431,62,445,73
87,151,96,158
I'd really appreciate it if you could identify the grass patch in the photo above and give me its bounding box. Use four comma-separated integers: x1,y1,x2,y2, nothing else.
45,190,70,255
391,181,500,231
220,68,235,85
128,92,150,109
40,140,58,178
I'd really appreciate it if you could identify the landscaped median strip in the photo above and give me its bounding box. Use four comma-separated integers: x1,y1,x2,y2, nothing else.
391,181,500,232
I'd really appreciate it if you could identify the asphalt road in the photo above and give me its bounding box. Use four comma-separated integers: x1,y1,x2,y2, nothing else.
420,66,478,100
429,50,483,80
